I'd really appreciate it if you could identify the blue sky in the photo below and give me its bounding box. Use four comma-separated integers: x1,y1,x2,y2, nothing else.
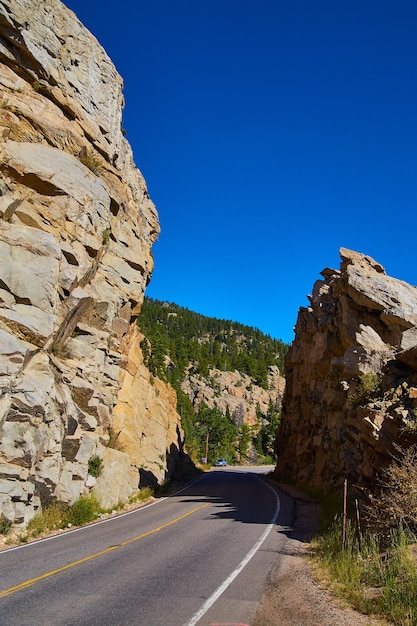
64,0,417,344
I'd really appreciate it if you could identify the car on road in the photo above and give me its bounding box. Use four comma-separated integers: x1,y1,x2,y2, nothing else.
214,457,227,467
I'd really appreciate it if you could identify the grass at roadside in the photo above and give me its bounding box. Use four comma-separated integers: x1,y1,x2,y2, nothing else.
2,488,155,547
1,465,203,550
312,513,417,625
310,446,417,625
269,473,417,625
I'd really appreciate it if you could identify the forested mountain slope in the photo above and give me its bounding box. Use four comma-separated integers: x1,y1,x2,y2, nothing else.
138,298,288,464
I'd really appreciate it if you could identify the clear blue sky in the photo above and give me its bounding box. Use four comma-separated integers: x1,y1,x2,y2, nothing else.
64,0,417,344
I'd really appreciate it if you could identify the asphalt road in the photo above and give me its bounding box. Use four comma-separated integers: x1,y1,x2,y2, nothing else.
0,467,296,626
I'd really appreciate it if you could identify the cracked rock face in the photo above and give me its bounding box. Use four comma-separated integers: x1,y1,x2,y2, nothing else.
0,0,183,526
275,248,417,493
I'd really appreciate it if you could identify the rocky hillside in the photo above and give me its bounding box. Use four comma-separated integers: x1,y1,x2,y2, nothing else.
275,248,417,494
138,297,288,426
0,0,185,527
138,298,287,427
181,366,284,428
138,298,286,462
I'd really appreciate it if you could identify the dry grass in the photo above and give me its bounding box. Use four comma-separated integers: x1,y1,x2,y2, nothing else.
364,444,417,544
313,445,417,625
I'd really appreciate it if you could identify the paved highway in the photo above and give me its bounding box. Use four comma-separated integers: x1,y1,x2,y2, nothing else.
0,467,296,625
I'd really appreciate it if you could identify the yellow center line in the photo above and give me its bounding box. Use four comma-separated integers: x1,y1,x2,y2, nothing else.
0,503,209,599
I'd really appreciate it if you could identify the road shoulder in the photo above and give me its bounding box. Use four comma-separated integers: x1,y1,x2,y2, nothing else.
252,483,388,626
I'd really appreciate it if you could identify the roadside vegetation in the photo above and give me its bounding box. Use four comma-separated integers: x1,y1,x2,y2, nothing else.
1,488,154,547
312,445,417,625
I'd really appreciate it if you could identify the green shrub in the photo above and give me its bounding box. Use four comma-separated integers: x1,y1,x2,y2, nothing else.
128,487,154,505
27,501,65,537
32,79,43,92
378,532,417,624
27,513,46,537
102,227,110,244
63,494,102,527
43,501,66,528
255,453,275,465
0,515,11,535
88,455,103,478
27,497,101,536
349,372,381,408
79,149,102,175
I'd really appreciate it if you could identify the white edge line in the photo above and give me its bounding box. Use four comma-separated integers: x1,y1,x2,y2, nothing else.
0,475,206,554
184,475,281,626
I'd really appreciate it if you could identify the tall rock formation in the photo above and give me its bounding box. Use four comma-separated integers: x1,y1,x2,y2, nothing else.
276,248,417,493
0,0,184,526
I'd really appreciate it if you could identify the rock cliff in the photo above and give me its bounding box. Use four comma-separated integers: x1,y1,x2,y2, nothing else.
0,0,184,526
275,248,417,494
181,366,284,427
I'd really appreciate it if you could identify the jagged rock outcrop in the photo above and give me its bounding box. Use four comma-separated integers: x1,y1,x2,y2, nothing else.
181,366,284,426
0,0,184,526
275,248,417,493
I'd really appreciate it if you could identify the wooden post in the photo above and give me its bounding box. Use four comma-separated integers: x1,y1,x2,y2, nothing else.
205,432,209,463
342,478,348,548
355,498,362,552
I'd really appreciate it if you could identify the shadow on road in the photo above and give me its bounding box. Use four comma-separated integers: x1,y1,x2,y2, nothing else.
161,467,319,545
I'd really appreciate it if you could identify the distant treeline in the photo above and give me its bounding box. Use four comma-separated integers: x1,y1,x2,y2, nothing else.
137,297,288,389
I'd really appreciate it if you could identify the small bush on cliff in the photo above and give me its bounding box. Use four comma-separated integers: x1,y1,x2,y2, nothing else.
27,501,65,537
88,455,103,478
79,148,102,175
101,227,110,244
0,515,11,535
349,372,381,408
128,487,154,504
25,490,155,542
403,408,417,433
107,427,125,451
32,79,43,92
27,497,102,535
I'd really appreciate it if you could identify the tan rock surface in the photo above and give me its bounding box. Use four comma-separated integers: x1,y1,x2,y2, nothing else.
0,0,184,527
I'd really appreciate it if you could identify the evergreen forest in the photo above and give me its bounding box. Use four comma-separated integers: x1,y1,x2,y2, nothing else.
137,298,289,465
